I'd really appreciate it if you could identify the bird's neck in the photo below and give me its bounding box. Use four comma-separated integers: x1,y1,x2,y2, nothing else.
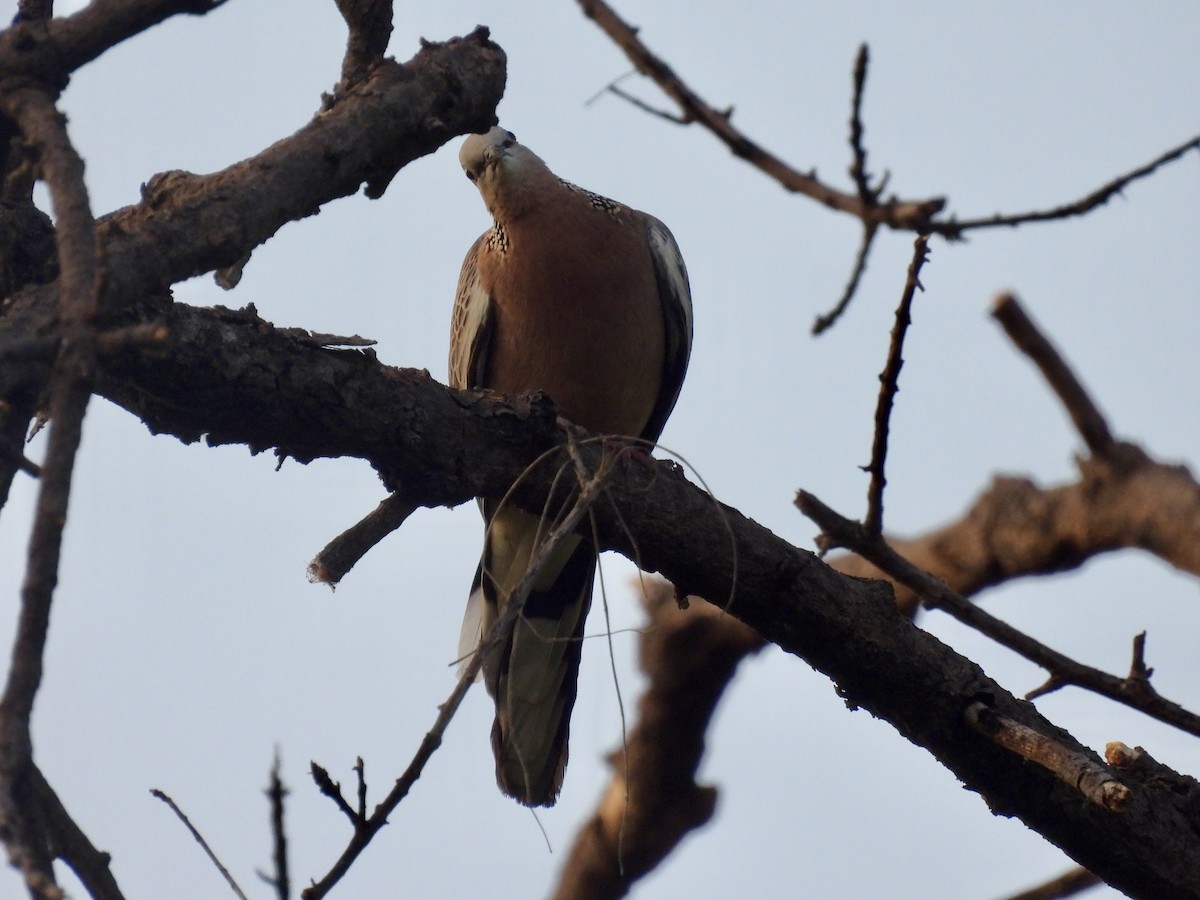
483,160,567,224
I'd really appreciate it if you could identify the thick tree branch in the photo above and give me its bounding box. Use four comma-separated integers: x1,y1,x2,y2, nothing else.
0,0,227,83
0,27,505,395
86,297,1200,896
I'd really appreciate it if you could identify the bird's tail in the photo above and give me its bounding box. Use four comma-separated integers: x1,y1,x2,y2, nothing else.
459,503,596,807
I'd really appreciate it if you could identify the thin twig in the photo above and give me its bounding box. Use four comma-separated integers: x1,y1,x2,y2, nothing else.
847,43,874,203
811,221,878,335
1128,632,1153,683
607,83,690,124
991,293,1114,458
576,0,1200,245
309,763,360,826
259,755,289,900
151,789,249,900
1000,866,1103,900
941,134,1200,237
576,0,945,230
863,236,930,536
965,703,1129,811
303,437,613,898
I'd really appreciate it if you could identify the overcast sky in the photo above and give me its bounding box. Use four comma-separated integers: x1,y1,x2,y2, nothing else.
3,2,1199,898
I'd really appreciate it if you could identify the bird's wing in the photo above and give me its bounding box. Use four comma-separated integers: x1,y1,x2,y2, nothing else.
640,215,693,444
449,233,493,391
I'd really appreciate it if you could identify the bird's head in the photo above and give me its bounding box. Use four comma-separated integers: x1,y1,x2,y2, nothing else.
459,126,553,219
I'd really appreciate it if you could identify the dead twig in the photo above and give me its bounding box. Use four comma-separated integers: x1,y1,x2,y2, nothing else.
991,293,1114,458
151,789,249,900
863,236,929,536
303,436,615,898
965,703,1129,812
308,491,420,586
999,866,1103,900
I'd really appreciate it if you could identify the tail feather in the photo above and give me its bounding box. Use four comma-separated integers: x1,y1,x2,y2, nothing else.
458,502,596,807
491,543,594,806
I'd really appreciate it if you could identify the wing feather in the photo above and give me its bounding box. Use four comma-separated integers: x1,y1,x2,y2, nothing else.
640,216,693,444
449,234,493,390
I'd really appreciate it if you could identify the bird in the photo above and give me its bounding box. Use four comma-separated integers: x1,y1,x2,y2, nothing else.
449,126,692,806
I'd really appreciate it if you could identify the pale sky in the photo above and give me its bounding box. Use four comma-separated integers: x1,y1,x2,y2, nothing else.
2,2,1199,898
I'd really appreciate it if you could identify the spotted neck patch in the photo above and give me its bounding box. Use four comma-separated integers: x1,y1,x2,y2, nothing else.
486,221,510,254
559,179,623,216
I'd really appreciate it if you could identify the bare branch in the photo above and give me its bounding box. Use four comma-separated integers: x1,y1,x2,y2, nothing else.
942,134,1200,236
576,0,945,230
1,0,229,79
1001,867,1103,900
260,755,289,900
965,702,1130,811
552,581,760,899
151,789,248,900
800,487,1200,737
23,763,124,899
992,293,1114,458
811,221,877,335
308,491,420,586
334,0,393,83
16,1,53,22
0,79,98,895
847,43,875,203
863,236,929,536
576,0,1200,247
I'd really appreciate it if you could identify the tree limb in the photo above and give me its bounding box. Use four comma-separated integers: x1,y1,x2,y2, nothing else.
84,295,1200,897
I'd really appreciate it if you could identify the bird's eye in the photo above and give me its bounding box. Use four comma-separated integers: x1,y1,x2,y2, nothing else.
501,131,516,148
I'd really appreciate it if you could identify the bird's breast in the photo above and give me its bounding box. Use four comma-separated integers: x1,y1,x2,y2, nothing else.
480,208,666,439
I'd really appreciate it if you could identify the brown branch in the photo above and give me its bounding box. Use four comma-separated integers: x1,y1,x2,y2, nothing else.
1002,867,1103,900
16,1,53,21
576,0,945,231
811,221,877,335
76,295,1200,896
552,581,761,899
942,134,1200,236
22,763,123,899
333,0,393,84
0,80,99,895
0,27,505,415
1,0,228,81
259,755,289,900
576,0,1199,247
307,491,420,586
992,293,1114,458
863,236,929,536
965,702,1130,811
151,789,248,900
